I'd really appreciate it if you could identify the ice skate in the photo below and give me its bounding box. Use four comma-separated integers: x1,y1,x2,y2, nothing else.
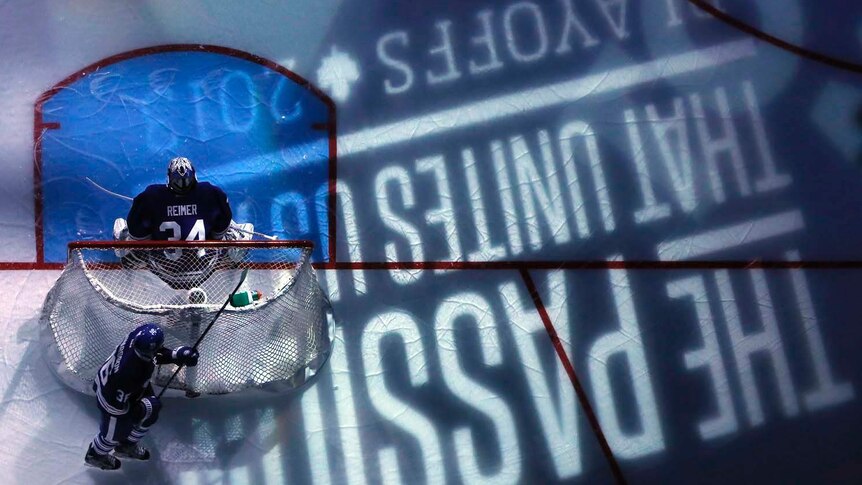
84,444,121,470
114,442,150,461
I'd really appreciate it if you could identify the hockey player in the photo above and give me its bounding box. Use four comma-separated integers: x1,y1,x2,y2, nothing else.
84,323,199,470
114,156,252,242
112,156,254,288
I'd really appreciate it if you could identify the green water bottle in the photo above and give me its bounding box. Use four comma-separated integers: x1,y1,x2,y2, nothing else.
231,290,262,307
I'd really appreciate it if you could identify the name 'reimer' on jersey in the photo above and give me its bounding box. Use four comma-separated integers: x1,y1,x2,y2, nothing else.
167,204,198,217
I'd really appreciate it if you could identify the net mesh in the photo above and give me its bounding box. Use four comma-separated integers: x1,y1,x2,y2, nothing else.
41,240,332,396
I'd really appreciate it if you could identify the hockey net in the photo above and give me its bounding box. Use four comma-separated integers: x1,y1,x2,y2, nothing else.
41,240,333,397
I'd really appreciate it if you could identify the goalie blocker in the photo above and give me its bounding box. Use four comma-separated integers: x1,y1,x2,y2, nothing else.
40,239,334,398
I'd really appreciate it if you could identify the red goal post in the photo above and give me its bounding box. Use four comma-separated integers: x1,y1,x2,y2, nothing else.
40,239,334,397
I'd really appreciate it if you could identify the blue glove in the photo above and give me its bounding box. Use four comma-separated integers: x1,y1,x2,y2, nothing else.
173,346,199,367
131,396,162,426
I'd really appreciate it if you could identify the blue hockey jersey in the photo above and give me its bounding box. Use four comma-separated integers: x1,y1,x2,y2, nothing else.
127,182,232,241
94,327,180,416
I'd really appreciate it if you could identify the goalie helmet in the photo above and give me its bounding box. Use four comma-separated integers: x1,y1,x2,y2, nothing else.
133,323,164,358
167,157,197,195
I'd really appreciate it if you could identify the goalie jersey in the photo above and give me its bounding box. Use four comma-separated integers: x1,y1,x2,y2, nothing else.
93,328,176,416
127,182,232,241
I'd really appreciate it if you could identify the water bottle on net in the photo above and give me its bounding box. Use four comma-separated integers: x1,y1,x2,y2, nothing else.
230,290,263,307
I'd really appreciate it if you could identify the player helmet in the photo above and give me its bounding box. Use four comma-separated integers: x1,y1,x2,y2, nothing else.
133,323,164,358
167,157,197,195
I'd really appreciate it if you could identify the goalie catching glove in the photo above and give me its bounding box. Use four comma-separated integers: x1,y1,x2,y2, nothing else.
219,221,254,241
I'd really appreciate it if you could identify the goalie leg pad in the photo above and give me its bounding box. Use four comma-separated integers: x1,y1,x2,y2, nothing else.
112,218,130,257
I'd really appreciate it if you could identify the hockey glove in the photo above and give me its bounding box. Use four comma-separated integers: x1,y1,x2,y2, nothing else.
173,346,199,367
131,396,162,426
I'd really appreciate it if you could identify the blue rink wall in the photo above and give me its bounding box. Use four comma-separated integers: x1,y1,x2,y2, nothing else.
4,0,862,483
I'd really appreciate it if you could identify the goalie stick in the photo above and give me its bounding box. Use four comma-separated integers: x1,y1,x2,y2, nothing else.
84,176,278,240
157,268,249,398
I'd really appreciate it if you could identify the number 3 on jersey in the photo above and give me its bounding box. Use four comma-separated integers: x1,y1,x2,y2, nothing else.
160,219,206,258
159,219,206,241
98,349,118,387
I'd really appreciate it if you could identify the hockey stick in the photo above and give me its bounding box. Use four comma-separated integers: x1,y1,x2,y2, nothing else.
84,176,278,240
222,224,279,241
157,268,249,398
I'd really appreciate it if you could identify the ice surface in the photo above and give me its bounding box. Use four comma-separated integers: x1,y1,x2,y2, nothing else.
2,1,862,484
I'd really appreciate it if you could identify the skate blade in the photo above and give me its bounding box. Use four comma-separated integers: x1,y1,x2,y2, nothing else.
114,450,150,461
84,458,121,470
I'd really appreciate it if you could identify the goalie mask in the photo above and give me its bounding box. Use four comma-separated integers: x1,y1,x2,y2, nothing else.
167,156,197,195
133,323,164,359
